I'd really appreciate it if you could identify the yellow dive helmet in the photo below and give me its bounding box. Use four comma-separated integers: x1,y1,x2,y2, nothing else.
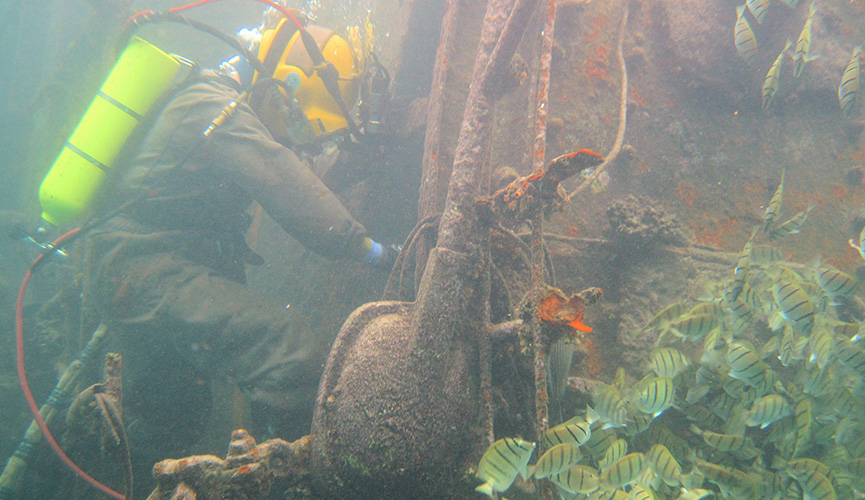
254,18,360,136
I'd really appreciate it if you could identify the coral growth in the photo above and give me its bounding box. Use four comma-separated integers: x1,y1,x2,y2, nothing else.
606,195,687,248
146,430,310,500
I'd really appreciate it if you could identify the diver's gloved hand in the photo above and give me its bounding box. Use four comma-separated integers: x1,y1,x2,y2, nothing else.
363,239,401,272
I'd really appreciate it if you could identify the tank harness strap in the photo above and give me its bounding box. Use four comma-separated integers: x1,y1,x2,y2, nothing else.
63,142,109,173
97,90,145,121
262,20,300,80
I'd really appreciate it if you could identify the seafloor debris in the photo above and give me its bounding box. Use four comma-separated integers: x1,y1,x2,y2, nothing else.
64,352,132,500
145,430,310,500
605,195,687,247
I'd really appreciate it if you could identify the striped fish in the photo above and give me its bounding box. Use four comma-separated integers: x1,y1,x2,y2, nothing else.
649,347,690,378
724,289,754,325
686,384,711,404
839,47,861,118
824,386,854,416
598,438,628,472
727,342,768,387
625,413,653,436
747,0,770,23
584,427,618,462
816,265,858,297
791,469,835,500
632,377,676,417
834,339,865,377
744,394,790,428
543,416,594,449
530,442,582,479
763,40,792,110
787,458,832,484
589,490,630,500
592,384,629,429
751,244,784,264
729,228,757,301
734,5,759,64
793,3,817,78
642,302,690,333
773,279,815,334
669,313,719,341
599,453,648,491
475,437,537,496
701,328,727,370
694,459,760,499
690,424,748,451
548,337,576,421
763,171,787,233
642,424,692,465
647,444,683,486
830,320,859,339
687,301,724,318
629,483,659,500
792,398,811,457
808,327,833,370
778,325,795,366
798,364,832,395
709,389,739,419
849,225,865,261
769,203,815,240
551,464,600,494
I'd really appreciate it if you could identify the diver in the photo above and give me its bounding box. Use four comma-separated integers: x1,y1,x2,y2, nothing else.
65,5,397,479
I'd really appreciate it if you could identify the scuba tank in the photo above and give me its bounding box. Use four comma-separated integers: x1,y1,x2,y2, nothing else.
38,37,186,228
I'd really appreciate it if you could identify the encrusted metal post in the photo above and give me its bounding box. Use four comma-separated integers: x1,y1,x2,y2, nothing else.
530,2,556,499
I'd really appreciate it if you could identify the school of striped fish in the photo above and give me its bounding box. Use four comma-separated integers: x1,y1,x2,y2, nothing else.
474,171,865,500
732,0,862,117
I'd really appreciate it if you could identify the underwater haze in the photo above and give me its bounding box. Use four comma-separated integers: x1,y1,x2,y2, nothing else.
3,0,865,499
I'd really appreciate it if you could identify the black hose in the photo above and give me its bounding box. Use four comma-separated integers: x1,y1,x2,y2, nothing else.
121,11,268,76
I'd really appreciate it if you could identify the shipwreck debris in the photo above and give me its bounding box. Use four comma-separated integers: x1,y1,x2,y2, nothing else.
145,430,310,500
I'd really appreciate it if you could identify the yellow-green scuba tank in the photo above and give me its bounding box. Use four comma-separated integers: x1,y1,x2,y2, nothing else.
38,37,184,227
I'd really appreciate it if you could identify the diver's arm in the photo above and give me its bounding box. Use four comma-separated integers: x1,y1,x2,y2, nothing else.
210,100,371,262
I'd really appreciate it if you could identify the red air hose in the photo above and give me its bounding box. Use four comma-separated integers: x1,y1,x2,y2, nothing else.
15,228,126,499
17,2,306,497
128,0,305,30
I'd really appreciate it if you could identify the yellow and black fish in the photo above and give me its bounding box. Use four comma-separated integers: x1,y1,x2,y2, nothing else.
529,442,582,479
551,464,600,494
839,47,861,118
773,279,815,334
770,203,814,240
762,170,787,233
747,0,770,23
793,3,817,78
598,452,648,491
743,394,790,429
763,40,792,110
690,424,748,451
475,437,536,497
734,4,759,64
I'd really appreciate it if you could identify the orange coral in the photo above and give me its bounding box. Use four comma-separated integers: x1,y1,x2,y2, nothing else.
539,290,593,332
